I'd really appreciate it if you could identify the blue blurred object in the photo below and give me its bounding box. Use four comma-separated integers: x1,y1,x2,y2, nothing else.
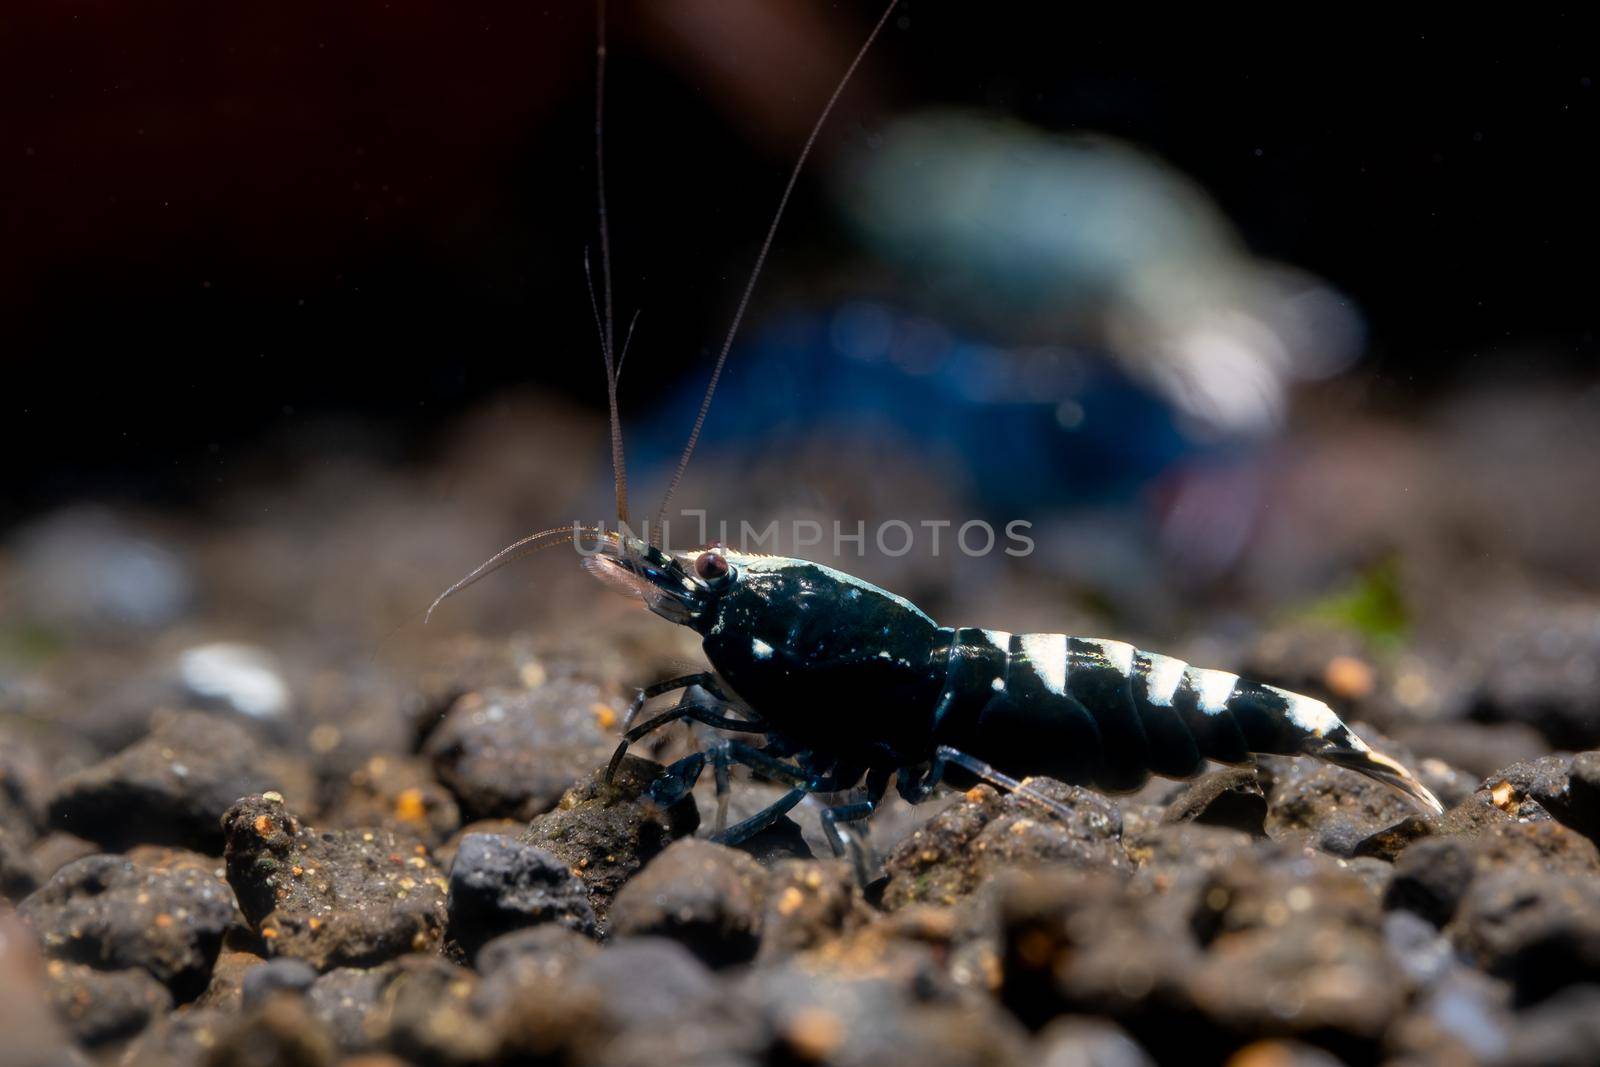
628,301,1202,517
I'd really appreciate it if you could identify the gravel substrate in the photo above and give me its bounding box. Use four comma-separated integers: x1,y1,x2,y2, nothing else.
7,643,1600,1067
5,395,1600,1066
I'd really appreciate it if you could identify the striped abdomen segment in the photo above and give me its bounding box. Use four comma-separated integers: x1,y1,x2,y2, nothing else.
930,629,1369,795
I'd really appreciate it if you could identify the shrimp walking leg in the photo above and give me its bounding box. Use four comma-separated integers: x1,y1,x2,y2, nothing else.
623,672,732,730
712,787,808,846
605,703,764,781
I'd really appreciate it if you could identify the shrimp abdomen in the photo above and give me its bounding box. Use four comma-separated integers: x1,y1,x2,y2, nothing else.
931,629,1443,813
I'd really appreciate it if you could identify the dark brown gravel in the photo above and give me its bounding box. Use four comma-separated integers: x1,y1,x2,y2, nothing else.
11,661,1600,1067
46,712,314,855
14,380,1600,1067
446,831,597,955
7,479,1600,1066
0,825,39,899
881,780,1128,909
221,794,448,970
520,755,700,927
42,960,174,1048
609,837,770,966
1161,765,1270,835
19,851,239,999
424,681,619,822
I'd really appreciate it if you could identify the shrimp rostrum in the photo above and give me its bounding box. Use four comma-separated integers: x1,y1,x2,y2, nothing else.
431,0,1441,864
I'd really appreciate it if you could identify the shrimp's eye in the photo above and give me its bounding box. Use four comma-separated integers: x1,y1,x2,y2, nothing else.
693,550,729,582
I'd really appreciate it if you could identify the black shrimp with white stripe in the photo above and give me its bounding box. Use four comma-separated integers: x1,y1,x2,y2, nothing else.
436,529,1441,860
573,535,1442,859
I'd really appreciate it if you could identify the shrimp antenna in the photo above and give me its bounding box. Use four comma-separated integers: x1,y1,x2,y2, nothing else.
654,0,899,542
594,0,628,523
425,525,616,622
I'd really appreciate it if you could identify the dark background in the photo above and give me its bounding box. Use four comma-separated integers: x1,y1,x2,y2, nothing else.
4,3,1594,521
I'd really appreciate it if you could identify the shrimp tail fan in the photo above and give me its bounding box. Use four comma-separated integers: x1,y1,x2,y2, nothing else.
1304,735,1444,815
